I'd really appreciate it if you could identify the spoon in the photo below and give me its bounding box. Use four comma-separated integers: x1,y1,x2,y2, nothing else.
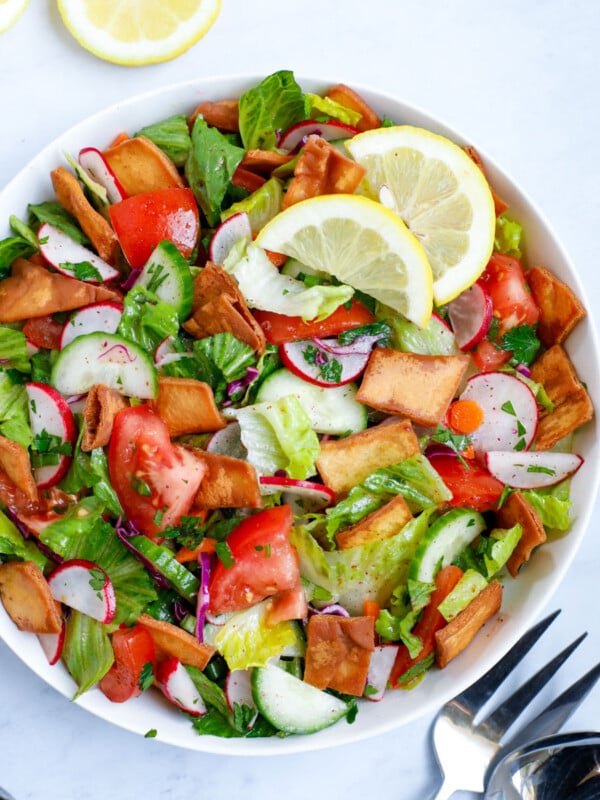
485,731,600,799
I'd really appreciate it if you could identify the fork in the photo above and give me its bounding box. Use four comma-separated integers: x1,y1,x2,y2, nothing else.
428,609,600,799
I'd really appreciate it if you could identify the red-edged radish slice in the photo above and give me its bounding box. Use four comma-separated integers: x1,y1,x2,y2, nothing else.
365,644,399,702
38,620,66,666
485,450,584,489
259,476,334,512
47,559,116,624
156,657,207,717
78,147,127,203
278,119,359,154
153,336,191,368
26,382,77,488
38,223,120,283
60,301,123,350
447,282,493,351
279,339,370,387
209,212,252,266
206,422,246,459
25,340,40,358
459,372,538,456
225,669,258,727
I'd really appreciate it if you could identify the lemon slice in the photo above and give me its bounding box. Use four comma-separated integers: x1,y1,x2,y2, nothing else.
0,0,28,33
255,194,433,327
57,0,221,66
345,126,496,305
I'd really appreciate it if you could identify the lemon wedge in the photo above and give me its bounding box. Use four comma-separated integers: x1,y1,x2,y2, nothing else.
345,126,496,305
255,194,433,327
57,0,221,66
0,0,28,33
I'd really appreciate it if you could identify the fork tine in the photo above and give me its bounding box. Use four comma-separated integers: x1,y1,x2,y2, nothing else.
450,609,560,716
476,631,587,742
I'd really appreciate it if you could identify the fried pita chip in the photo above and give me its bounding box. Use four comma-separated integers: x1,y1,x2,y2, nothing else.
495,491,547,577
304,614,375,696
137,613,215,669
463,145,509,216
325,84,381,131
336,494,413,550
0,436,38,502
189,99,239,132
149,376,226,438
82,384,129,451
527,265,587,346
103,135,184,195
241,149,294,174
191,451,262,509
0,561,63,634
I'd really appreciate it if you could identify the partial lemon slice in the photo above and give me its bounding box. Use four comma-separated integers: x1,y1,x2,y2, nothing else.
345,126,496,305
0,0,28,33
57,0,221,66
255,194,433,327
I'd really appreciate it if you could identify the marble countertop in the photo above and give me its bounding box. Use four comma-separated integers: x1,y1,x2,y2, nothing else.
1,2,599,798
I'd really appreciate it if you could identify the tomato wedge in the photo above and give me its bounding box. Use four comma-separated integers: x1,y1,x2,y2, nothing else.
253,299,375,344
208,505,300,615
480,253,540,334
108,405,206,538
108,187,199,269
428,453,504,512
99,624,156,703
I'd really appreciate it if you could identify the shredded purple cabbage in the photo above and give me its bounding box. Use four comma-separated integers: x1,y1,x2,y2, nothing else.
195,552,212,642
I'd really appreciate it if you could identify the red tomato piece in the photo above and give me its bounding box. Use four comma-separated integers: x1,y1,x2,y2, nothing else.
108,405,206,538
253,299,375,344
208,506,300,615
99,624,156,703
22,315,64,350
471,338,512,373
108,187,199,269
429,453,504,512
265,581,308,626
480,253,540,334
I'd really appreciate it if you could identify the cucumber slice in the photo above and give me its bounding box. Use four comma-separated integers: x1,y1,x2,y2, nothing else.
256,368,367,435
408,508,486,585
51,332,158,398
251,662,349,734
133,240,194,320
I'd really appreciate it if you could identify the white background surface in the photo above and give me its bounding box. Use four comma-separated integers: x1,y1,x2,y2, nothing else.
1,2,599,798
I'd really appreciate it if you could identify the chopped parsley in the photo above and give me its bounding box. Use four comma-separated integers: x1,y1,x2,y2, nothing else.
302,344,342,384
215,540,235,569
139,661,155,692
61,260,103,282
498,324,541,365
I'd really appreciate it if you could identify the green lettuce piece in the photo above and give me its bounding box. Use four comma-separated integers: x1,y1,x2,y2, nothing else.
481,524,523,577
494,214,523,258
205,600,303,670
437,569,489,622
238,70,309,150
223,239,354,321
62,611,114,698
30,349,57,385
324,487,383,540
29,200,89,245
0,236,36,278
306,93,362,127
193,332,257,403
9,214,39,249
376,607,422,656
64,152,108,210
381,304,458,355
185,116,245,227
41,498,157,626
0,372,33,448
0,509,47,571
522,482,573,531
118,285,179,353
362,454,454,512
0,327,31,372
135,114,191,167
231,395,320,480
221,177,283,233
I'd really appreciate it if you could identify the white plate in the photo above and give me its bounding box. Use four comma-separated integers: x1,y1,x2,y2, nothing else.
1,74,598,756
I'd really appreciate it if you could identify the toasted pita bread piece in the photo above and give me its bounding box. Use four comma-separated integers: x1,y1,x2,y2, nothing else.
50,166,119,264
0,259,120,323
191,451,262,509
149,376,226,438
189,99,239,132
82,384,129,451
137,613,215,669
0,436,38,502
463,145,509,216
495,491,546,577
183,262,266,354
316,417,420,498
304,614,375,696
357,348,470,428
283,135,366,208
336,494,413,550
527,265,587,347
530,344,594,450
435,580,503,669
325,84,381,131
241,150,294,174
103,135,184,196
0,561,63,634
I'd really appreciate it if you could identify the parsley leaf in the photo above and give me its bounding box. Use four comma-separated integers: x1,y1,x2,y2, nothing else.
498,324,541,365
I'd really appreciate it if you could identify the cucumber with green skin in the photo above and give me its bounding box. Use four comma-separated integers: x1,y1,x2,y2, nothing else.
251,662,349,734
133,239,194,321
408,507,486,585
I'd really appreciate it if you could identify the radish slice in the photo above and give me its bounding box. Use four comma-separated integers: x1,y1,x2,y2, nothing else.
459,372,538,456
485,450,583,489
60,301,123,350
209,212,252,266
38,620,65,666
259,476,334,512
26,382,77,489
365,644,399,702
156,657,207,717
447,282,493,351
47,559,116,623
38,223,120,283
225,669,258,727
153,336,191,367
25,340,40,358
206,422,246,459
278,119,359,154
78,147,127,203
280,338,370,387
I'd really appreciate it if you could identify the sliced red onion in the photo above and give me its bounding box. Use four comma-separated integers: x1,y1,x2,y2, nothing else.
309,603,350,617
311,334,387,356
98,343,137,363
120,267,142,292
205,610,227,626
226,366,260,399
173,599,191,623
195,551,212,643
274,469,288,478
515,363,532,378
66,393,87,405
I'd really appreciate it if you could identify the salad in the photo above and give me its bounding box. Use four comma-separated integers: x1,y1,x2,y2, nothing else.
0,70,593,740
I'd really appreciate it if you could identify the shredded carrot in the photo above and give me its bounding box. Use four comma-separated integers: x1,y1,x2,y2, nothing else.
363,600,381,619
175,537,216,563
448,399,484,434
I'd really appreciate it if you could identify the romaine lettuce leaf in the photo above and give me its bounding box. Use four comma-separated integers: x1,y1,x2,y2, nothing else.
62,610,114,698
238,70,309,150
29,200,89,245
0,327,30,372
221,177,283,233
0,236,36,278
223,239,354,321
437,569,489,622
522,482,573,531
135,114,191,167
0,509,47,571
0,372,33,448
192,332,257,404
118,285,179,353
306,93,362,127
494,214,523,258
